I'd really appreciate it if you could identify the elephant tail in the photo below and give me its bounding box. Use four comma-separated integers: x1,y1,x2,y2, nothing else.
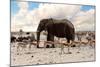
72,28,75,41
69,27,75,41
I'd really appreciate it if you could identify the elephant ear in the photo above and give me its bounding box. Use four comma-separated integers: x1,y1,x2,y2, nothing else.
39,19,49,31
41,19,49,25
48,18,54,23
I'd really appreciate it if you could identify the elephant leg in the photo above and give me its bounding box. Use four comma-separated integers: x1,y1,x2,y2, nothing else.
67,39,70,43
37,43,39,48
47,33,55,48
66,38,72,54
51,36,55,48
50,35,55,48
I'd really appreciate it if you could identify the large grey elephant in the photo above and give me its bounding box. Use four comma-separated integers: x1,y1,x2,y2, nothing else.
37,18,75,48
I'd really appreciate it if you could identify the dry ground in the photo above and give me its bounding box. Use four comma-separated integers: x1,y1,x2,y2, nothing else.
11,43,95,66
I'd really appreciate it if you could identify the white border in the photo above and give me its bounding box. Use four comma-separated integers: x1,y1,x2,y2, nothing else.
24,0,95,5
0,0,10,67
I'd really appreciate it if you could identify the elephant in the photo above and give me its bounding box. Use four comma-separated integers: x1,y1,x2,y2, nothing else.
37,18,75,48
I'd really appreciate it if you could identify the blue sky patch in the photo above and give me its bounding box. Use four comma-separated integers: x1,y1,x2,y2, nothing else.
81,5,95,11
11,1,19,15
28,2,39,11
11,1,95,15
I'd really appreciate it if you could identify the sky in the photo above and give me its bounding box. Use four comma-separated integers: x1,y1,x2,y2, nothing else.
11,0,95,32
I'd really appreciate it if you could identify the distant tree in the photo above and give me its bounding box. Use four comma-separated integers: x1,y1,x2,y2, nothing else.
19,29,23,37
26,32,30,35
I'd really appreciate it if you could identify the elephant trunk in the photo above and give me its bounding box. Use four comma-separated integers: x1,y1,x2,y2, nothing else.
37,31,40,48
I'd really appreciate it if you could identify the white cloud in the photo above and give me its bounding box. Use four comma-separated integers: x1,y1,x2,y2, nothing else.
11,1,95,32
72,9,95,31
11,2,35,32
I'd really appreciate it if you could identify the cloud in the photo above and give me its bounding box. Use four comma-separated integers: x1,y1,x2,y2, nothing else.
11,2,35,32
72,9,95,31
11,1,95,32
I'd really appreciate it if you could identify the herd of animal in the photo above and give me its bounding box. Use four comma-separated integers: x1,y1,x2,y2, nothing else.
11,31,95,54
11,18,95,54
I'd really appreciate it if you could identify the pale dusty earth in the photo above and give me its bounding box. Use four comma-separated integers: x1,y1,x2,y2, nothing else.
11,42,95,66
